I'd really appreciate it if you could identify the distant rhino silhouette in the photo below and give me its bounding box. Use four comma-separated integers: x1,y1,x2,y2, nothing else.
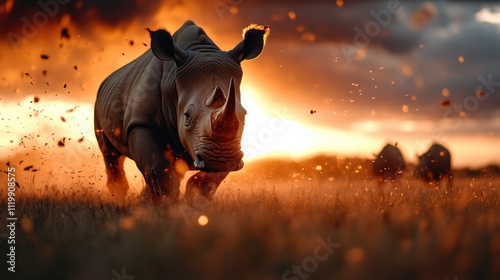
373,143,406,181
372,143,406,200
417,143,453,190
94,20,269,205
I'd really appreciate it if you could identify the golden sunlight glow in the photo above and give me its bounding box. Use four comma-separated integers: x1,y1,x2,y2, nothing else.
241,86,380,160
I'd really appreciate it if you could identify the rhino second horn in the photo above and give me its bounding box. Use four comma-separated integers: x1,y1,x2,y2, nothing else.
211,78,239,137
205,86,226,108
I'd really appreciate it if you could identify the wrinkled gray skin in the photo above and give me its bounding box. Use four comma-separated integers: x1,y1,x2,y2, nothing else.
373,143,406,181
94,20,268,204
418,144,453,189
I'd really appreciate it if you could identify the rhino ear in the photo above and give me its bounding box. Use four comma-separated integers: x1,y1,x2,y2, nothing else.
147,28,187,62
229,24,270,62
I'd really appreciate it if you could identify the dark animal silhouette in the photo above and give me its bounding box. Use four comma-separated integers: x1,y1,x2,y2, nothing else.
94,20,269,204
373,143,406,181
417,143,453,190
372,143,406,201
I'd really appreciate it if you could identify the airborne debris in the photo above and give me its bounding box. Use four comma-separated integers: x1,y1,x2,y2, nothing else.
440,99,451,108
476,89,484,98
34,96,40,103
63,84,67,88
42,70,47,77
310,109,317,114
58,137,66,147
78,136,84,143
23,165,34,171
66,106,78,113
129,40,134,46
61,116,66,122
61,27,70,39
41,54,49,60
73,65,78,70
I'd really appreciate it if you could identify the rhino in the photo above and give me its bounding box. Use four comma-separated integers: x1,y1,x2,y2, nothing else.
94,20,269,203
372,143,406,181
417,143,453,189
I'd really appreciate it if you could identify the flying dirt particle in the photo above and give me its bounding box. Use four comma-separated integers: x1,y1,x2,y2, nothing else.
6,161,10,167
25,72,32,78
73,65,78,70
198,215,209,226
61,27,70,39
458,56,464,63
19,160,23,164
402,105,409,113
34,96,40,103
440,99,451,108
61,116,66,122
129,40,134,46
63,84,67,88
310,109,317,114
41,54,49,60
57,137,66,147
66,106,78,113
42,70,47,77
78,136,84,143
142,42,147,47
23,165,34,171
476,89,484,98
336,0,344,7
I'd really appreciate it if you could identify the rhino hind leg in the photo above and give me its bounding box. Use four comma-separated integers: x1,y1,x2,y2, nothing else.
104,155,130,197
185,171,228,210
96,131,130,198
128,127,180,202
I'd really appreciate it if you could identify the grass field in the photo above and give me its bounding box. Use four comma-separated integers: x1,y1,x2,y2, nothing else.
1,158,499,280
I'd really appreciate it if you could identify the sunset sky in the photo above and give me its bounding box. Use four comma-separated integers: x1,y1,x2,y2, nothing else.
1,0,499,179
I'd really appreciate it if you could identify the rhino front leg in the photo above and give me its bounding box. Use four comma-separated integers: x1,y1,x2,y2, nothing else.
185,171,228,209
128,127,180,201
96,129,130,198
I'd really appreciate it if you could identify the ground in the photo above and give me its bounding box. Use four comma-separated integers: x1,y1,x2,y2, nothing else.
0,158,499,280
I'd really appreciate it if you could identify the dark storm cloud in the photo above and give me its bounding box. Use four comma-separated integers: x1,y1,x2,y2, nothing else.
223,0,423,54
228,0,500,125
0,0,183,36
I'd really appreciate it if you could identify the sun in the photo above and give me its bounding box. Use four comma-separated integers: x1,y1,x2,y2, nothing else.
239,85,312,160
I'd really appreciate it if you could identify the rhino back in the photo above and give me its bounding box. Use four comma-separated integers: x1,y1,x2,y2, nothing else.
95,50,176,156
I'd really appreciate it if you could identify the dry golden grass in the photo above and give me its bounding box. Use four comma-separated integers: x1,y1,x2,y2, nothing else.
1,163,499,280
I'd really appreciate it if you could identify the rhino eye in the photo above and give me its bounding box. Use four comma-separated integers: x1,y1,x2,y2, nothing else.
184,104,195,127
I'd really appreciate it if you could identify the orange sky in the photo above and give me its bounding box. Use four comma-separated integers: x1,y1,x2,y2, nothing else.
1,0,499,187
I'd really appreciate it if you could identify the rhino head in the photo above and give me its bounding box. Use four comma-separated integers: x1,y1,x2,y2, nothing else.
148,23,269,172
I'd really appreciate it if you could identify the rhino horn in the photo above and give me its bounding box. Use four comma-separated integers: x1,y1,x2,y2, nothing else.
205,86,226,108
211,78,239,138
